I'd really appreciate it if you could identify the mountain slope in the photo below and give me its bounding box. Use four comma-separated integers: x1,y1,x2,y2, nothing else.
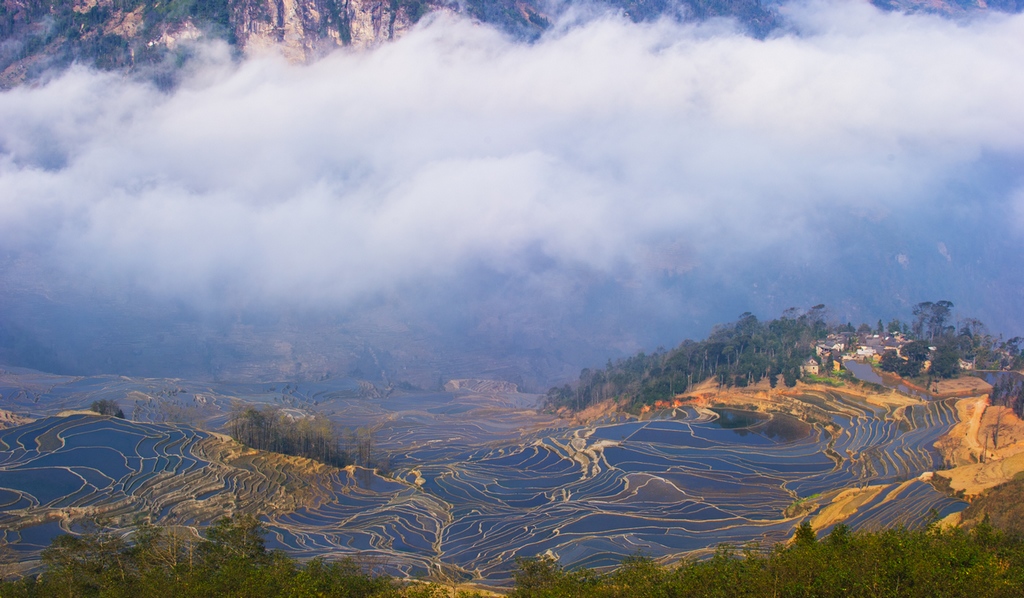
0,0,772,87
0,0,422,86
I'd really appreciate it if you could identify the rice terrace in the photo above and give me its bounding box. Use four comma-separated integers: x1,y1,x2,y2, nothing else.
3,315,1012,589
1,0,1024,589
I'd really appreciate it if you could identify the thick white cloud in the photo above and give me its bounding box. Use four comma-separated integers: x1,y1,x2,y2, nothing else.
1,2,1023,312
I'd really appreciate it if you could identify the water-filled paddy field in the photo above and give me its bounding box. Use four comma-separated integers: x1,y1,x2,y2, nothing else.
0,369,967,583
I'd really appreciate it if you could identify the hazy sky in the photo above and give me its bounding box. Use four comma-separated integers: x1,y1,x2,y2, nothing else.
1,1,1023,378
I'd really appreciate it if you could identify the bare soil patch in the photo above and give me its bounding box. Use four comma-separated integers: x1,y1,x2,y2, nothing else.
934,399,1024,499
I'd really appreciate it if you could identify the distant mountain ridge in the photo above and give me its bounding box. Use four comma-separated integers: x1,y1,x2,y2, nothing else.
874,0,1024,14
0,0,425,86
11,0,1021,87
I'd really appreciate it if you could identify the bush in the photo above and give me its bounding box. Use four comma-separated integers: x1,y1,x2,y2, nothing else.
90,399,125,418
6,520,1024,598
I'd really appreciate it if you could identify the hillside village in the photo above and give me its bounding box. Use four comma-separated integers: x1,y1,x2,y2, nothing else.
547,303,1024,418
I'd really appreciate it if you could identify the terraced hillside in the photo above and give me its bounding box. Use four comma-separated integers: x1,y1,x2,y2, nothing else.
0,367,969,585
0,413,349,565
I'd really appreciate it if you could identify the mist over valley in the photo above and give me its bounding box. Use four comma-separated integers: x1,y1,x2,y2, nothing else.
1,0,1024,590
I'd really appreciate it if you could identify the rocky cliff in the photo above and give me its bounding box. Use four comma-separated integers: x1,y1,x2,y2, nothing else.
1,0,1019,87
230,0,425,60
0,0,776,87
0,0,439,86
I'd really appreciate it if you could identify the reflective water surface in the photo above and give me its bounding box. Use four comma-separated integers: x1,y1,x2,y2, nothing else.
0,369,966,583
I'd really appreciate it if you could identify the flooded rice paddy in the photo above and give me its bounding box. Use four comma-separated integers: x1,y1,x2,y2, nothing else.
0,368,967,583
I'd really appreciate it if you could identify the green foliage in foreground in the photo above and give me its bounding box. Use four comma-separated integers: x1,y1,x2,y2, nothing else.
0,516,482,598
509,522,1024,598
4,518,1024,597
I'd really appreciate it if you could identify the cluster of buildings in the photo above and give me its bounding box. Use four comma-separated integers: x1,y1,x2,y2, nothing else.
844,333,907,361
802,332,921,376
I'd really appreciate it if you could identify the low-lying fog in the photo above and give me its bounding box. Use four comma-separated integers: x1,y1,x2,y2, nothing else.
1,2,1022,386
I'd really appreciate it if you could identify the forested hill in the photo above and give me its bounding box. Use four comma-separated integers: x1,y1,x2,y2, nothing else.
546,303,1024,413
546,306,832,412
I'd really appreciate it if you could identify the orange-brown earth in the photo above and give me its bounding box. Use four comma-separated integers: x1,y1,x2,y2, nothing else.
640,376,923,425
0,409,31,429
932,399,1024,501
673,374,1024,528
568,373,1024,533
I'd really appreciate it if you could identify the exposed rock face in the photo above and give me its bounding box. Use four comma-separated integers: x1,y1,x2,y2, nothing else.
0,0,771,87
0,0,424,87
1,0,1021,86
231,0,418,61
